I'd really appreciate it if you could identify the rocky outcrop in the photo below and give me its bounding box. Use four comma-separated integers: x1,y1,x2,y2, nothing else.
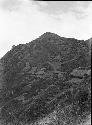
0,32,91,125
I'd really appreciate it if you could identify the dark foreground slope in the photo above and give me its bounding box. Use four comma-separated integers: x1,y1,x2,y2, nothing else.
0,32,91,125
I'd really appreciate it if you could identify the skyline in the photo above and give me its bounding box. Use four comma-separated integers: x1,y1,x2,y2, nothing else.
0,0,92,58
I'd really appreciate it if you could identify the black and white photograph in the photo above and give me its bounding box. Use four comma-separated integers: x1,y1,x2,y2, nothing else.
0,1,91,125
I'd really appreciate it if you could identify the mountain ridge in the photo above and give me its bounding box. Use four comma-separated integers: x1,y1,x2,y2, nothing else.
1,32,91,60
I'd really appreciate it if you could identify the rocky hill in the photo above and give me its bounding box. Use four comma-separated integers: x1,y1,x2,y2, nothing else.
0,32,91,125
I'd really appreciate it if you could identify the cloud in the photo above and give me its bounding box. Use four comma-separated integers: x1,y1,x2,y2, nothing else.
0,0,22,11
33,1,91,17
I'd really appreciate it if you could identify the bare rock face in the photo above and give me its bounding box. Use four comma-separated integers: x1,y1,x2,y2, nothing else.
0,32,91,125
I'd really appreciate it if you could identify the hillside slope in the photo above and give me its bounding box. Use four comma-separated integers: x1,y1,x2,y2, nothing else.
0,32,91,125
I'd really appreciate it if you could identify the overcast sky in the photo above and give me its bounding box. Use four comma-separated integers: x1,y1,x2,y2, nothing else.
0,0,92,58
